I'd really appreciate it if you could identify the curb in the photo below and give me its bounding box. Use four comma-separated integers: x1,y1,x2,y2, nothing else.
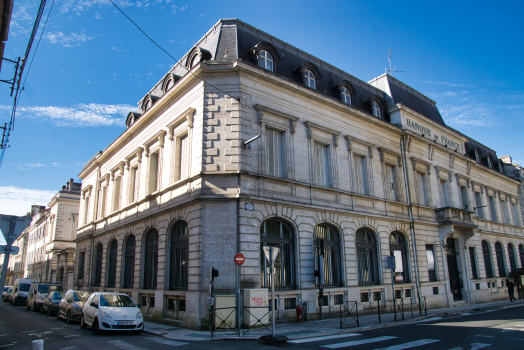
143,302,523,342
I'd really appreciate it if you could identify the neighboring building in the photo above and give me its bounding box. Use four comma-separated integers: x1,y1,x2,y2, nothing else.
25,180,81,290
74,19,524,330
4,227,29,286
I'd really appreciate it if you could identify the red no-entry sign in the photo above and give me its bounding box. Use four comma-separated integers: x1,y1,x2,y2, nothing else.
234,253,245,266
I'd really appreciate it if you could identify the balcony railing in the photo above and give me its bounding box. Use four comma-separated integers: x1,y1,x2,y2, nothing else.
435,207,477,227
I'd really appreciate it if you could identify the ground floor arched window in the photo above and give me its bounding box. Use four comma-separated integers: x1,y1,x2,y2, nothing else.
123,235,135,289
314,223,342,287
481,240,494,278
389,231,409,283
143,230,158,289
356,228,379,285
508,243,517,273
495,242,506,277
107,240,118,287
94,244,103,287
169,221,189,290
519,244,524,268
260,219,295,289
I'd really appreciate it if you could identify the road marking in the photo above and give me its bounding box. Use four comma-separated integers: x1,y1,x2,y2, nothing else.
289,334,362,343
63,335,80,338
475,335,493,338
406,317,443,324
461,313,472,315
27,333,38,336
60,347,80,350
146,338,188,346
0,344,13,348
322,336,397,348
43,332,52,334
107,340,148,350
21,330,37,333
51,328,64,330
0,335,5,337
374,339,440,350
510,338,524,340
470,344,491,349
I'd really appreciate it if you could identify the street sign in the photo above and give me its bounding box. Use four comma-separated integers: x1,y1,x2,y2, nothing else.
207,297,215,306
263,246,280,263
0,215,31,242
234,253,245,266
0,246,19,255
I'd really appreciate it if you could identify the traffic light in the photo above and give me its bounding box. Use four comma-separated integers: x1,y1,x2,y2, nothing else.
211,267,219,281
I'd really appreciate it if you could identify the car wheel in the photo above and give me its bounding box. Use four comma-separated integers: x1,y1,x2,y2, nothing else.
80,315,87,329
40,305,45,314
47,306,52,316
57,310,61,320
91,318,102,335
66,311,72,324
33,303,39,312
26,303,30,310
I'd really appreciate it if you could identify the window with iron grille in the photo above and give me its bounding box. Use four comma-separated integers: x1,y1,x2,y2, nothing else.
260,219,295,290
491,281,495,288
519,244,524,268
143,230,159,289
394,290,402,299
433,287,439,295
426,244,437,281
481,240,494,278
334,295,344,305
356,228,379,285
167,298,175,310
476,283,481,290
149,296,155,308
94,244,103,287
179,299,186,311
123,235,135,289
169,221,189,290
284,298,296,310
373,291,381,301
390,232,409,283
141,296,147,306
360,293,369,302
314,224,342,288
319,295,328,306
469,247,478,279
107,240,118,287
495,242,506,277
404,289,411,298
508,243,517,273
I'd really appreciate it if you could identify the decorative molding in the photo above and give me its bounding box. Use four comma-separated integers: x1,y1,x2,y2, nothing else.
333,134,339,147
167,107,196,140
257,110,264,124
428,144,435,161
253,104,300,122
137,147,144,163
344,135,353,152
466,161,473,176
405,135,412,153
410,156,431,173
304,121,342,136
344,135,375,148
290,121,296,134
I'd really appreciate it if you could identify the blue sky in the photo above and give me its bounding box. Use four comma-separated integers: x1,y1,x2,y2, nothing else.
0,0,523,219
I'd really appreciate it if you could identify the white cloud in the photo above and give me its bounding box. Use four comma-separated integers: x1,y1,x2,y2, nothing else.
423,80,469,87
171,4,178,13
0,186,56,217
44,31,94,47
59,0,134,15
16,163,45,171
441,104,499,127
180,5,188,11
0,103,135,127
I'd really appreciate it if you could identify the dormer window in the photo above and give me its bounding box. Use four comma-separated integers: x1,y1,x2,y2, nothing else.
166,79,174,91
498,163,504,174
372,101,382,119
475,149,481,163
191,54,200,69
304,69,316,89
342,87,351,105
487,156,493,169
259,50,273,71
144,100,152,111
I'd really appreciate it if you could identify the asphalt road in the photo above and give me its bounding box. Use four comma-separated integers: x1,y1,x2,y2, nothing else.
1,300,523,350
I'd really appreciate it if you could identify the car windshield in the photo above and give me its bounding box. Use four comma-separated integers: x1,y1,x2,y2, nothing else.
52,293,62,300
99,294,136,307
19,284,30,292
37,285,63,294
73,291,90,302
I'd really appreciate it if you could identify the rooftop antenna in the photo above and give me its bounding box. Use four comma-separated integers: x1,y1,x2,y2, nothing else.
386,49,406,76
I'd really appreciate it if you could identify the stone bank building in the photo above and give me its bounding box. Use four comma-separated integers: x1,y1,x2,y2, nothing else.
74,19,524,329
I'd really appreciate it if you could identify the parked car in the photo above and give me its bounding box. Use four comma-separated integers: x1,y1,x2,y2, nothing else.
26,283,63,312
81,293,143,335
3,287,12,302
11,279,34,306
57,290,91,324
41,291,63,316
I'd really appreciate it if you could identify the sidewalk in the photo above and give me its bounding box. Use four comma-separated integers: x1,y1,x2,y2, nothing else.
143,299,523,342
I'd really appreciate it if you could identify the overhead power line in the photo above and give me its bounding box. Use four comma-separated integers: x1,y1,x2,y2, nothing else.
108,0,239,102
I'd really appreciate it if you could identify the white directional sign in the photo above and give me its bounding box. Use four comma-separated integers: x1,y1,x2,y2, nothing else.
0,215,32,243
0,246,19,255
263,246,280,263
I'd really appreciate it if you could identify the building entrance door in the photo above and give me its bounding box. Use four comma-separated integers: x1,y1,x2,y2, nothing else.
446,238,462,301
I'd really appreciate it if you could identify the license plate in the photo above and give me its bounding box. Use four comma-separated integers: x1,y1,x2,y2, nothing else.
117,321,133,325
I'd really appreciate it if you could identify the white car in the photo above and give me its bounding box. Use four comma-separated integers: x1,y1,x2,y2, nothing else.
81,292,143,335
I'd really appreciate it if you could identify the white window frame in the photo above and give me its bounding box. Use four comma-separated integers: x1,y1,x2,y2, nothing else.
372,101,382,119
512,202,521,226
304,69,316,89
266,127,286,178
341,87,351,105
305,121,340,190
475,191,485,220
489,195,498,222
259,50,273,71
148,151,160,194
313,141,331,187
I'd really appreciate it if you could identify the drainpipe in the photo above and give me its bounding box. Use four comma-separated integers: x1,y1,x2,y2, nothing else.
87,233,94,291
236,173,242,335
400,135,421,304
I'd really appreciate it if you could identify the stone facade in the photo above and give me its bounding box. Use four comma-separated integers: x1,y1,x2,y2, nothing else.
24,180,81,290
74,19,524,330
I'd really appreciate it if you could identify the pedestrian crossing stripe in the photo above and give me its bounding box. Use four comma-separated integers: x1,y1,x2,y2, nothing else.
321,336,398,348
373,339,440,350
288,333,362,343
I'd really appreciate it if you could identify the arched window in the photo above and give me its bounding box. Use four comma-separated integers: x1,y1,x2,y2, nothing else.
190,54,200,69
389,231,409,282
341,87,352,105
166,79,174,91
487,156,493,169
107,240,118,287
94,244,103,287
144,100,152,111
356,228,379,285
260,219,295,289
372,101,382,119
259,50,273,71
304,69,316,89
314,224,342,287
481,240,493,278
474,149,481,163
143,230,159,289
520,244,524,268
123,235,135,289
508,243,517,273
169,221,189,290
495,242,506,277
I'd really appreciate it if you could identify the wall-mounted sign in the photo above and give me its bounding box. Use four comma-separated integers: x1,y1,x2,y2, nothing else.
245,203,254,211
